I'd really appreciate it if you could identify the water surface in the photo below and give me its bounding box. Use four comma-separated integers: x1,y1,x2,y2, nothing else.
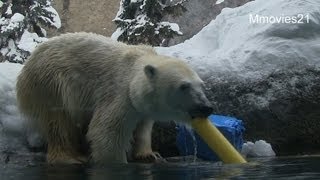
1,155,320,179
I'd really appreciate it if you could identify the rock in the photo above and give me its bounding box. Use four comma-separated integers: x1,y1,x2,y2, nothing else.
162,0,253,46
156,0,320,155
48,0,119,37
152,121,179,158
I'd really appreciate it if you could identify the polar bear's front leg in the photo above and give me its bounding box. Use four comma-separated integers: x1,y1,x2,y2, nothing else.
87,100,140,164
87,124,127,163
131,120,165,163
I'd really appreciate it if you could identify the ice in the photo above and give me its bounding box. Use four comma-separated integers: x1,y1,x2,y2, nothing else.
241,140,276,157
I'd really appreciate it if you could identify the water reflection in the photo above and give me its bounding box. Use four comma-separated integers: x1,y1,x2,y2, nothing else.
1,156,320,180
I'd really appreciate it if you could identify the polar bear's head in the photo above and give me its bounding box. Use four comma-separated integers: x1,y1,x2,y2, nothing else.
130,55,213,123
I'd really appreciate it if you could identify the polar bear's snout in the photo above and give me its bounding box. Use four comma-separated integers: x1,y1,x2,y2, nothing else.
188,93,213,118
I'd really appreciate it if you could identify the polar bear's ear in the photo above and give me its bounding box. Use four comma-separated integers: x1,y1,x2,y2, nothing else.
144,65,157,79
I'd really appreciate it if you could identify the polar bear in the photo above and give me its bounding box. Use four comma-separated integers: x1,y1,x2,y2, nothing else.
16,32,213,165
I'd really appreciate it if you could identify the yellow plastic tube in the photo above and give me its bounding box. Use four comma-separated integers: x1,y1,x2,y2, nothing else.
191,118,247,164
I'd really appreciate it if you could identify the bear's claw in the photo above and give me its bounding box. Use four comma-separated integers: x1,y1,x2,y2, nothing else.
133,151,166,163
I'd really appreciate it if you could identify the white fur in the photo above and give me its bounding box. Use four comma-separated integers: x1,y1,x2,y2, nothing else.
16,32,207,164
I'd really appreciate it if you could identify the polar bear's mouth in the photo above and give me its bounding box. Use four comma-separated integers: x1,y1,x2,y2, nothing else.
188,105,213,119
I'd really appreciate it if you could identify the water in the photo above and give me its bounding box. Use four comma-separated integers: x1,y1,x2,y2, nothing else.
1,155,320,180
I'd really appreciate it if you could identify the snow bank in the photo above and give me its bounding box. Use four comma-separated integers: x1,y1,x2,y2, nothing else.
0,62,43,155
241,140,276,157
0,63,26,153
156,0,320,108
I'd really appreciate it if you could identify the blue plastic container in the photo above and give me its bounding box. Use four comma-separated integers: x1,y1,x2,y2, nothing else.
176,115,245,161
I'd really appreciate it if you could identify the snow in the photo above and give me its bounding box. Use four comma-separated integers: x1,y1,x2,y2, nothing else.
156,0,320,108
5,3,12,15
0,62,27,153
0,1,3,8
1,29,47,63
0,63,43,154
18,29,47,53
1,2,60,63
3,39,24,63
10,13,24,22
157,22,183,35
113,0,182,41
216,0,225,5
1,13,25,33
43,6,61,28
139,0,147,10
30,1,61,29
157,0,320,74
111,27,125,40
130,0,143,3
40,27,47,37
241,140,276,157
132,14,148,29
113,0,124,22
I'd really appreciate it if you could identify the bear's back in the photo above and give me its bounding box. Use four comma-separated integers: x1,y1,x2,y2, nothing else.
18,33,141,118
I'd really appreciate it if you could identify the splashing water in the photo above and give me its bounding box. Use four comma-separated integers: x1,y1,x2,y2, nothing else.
191,131,198,163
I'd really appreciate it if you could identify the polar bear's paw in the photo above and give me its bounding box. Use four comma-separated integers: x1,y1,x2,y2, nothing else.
133,151,166,163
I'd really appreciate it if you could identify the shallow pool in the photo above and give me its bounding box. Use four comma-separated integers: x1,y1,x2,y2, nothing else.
1,155,320,179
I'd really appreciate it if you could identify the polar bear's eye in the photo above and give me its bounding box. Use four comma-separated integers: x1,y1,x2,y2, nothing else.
179,82,191,91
